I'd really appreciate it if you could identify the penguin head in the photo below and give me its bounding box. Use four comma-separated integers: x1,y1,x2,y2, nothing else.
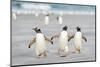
32,27,41,33
32,27,38,32
36,28,42,33
63,26,68,31
76,26,81,31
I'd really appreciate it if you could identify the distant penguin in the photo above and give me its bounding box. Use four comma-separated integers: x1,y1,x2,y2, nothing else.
57,16,63,24
35,12,39,17
12,12,17,20
51,26,69,57
28,27,53,58
68,27,87,53
44,14,49,25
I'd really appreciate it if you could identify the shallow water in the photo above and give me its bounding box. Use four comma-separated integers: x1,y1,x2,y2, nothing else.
12,14,95,66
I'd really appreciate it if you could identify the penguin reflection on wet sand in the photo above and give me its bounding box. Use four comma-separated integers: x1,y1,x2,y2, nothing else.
28,27,53,58
51,26,70,57
68,27,87,53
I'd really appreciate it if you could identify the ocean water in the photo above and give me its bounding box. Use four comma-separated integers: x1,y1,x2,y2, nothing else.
12,0,95,14
11,14,95,66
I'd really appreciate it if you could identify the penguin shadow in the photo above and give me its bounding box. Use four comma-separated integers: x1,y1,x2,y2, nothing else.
46,49,62,58
46,47,75,58
49,50,70,58
68,49,86,55
68,51,75,54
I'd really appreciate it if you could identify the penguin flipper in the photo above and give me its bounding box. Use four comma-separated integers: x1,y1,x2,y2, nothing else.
68,35,74,41
45,36,53,45
51,34,59,40
28,37,36,48
82,36,87,42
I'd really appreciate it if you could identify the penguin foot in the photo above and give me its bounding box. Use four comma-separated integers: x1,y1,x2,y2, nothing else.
37,55,44,58
59,52,67,57
75,47,81,53
43,51,47,58
60,55,66,57
38,52,47,58
58,50,68,57
76,50,81,54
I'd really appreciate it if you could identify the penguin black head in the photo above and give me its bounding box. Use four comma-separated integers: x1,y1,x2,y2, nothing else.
63,26,68,31
36,29,41,33
76,26,81,31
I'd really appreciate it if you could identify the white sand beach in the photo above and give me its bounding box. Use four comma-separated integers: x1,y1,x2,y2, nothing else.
11,14,95,66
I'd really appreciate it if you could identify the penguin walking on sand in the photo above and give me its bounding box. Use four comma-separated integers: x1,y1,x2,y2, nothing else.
51,26,70,57
44,14,49,25
68,27,87,53
28,27,53,58
57,16,63,24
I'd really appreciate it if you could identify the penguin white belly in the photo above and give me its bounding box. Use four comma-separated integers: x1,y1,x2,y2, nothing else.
59,31,68,52
45,16,49,25
74,32,82,50
35,33,46,56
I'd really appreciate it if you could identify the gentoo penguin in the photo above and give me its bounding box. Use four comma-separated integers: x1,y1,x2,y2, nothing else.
68,27,87,53
44,14,49,25
51,26,69,57
57,16,63,24
28,27,53,58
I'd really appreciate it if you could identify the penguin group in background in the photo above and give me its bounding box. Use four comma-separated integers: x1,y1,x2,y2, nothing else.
51,26,70,57
68,27,87,53
28,27,53,58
